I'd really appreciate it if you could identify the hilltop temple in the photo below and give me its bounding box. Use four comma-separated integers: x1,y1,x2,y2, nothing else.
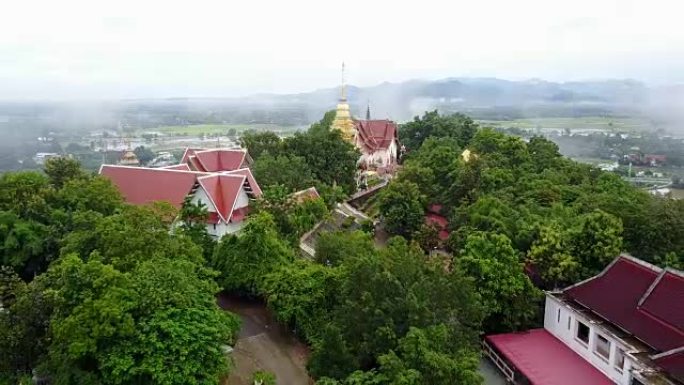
330,64,400,174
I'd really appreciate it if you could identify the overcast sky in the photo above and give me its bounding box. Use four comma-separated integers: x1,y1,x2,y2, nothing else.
1,0,683,100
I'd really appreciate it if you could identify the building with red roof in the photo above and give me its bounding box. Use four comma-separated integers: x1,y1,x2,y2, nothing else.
181,148,252,173
484,255,684,385
352,119,400,173
100,160,262,238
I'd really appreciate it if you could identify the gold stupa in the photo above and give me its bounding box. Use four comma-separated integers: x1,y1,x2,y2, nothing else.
331,63,356,142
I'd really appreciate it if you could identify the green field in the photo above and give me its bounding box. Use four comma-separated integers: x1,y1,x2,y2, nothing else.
137,123,300,136
478,117,654,132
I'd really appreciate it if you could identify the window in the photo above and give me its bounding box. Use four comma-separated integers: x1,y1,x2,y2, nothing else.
594,333,611,361
567,316,571,330
557,308,561,323
576,321,590,345
213,224,217,230
614,349,625,372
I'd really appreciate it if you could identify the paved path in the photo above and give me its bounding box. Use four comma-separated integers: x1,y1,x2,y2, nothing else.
218,294,311,385
480,358,508,385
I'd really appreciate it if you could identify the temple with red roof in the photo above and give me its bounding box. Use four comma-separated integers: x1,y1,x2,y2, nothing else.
352,119,400,173
100,147,262,238
484,255,684,385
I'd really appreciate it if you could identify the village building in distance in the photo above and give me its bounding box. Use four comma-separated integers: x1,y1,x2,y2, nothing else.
100,148,262,238
484,255,684,385
330,64,401,177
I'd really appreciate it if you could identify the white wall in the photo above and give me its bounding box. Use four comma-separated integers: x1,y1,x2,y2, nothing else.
544,295,637,385
191,186,247,238
361,140,398,169
234,188,249,209
191,187,216,212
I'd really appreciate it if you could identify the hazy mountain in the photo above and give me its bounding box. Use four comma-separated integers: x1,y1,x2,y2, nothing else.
1,77,682,134
248,77,665,123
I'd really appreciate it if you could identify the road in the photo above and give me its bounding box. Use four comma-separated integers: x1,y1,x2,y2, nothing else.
217,294,311,385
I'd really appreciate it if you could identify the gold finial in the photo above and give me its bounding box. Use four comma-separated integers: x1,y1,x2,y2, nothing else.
340,61,347,101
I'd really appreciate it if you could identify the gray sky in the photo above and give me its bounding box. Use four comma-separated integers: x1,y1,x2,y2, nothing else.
1,0,683,100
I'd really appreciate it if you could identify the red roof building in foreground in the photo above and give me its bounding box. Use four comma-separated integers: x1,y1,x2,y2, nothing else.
100,161,262,238
484,255,684,385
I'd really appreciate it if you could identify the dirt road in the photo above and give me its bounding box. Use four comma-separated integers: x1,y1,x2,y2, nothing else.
218,293,311,385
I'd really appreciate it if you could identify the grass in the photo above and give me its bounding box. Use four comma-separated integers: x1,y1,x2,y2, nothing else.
137,123,299,136
478,117,654,132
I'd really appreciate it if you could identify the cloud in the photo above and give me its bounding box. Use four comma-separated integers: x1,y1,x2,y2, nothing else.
1,0,683,99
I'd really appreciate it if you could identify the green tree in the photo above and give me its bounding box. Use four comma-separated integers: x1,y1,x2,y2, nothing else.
284,128,358,195
177,197,215,259
399,111,477,151
527,223,579,289
262,260,341,342
329,238,483,374
211,212,293,295
133,146,156,165
239,131,283,160
42,254,240,385
252,153,316,192
570,210,623,278
0,211,49,279
308,110,337,135
378,181,425,238
43,157,85,188
457,232,541,332
308,324,358,380
376,325,482,385
0,268,54,382
315,231,375,267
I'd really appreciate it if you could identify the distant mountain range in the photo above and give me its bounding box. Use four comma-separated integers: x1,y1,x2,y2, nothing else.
1,77,682,134
244,77,684,128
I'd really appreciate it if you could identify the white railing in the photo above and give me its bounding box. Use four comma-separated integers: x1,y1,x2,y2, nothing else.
482,339,516,383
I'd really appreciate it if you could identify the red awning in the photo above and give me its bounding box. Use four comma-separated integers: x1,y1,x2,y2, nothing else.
486,329,613,385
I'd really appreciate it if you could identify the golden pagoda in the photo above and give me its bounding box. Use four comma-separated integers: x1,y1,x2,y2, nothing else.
331,63,356,142
119,141,140,166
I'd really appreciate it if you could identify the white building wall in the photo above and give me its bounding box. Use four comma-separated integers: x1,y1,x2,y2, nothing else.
361,140,398,169
190,187,215,211
191,186,248,238
234,188,249,209
544,295,638,385
205,220,244,238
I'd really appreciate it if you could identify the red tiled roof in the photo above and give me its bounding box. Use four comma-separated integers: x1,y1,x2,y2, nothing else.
354,119,398,153
192,149,247,172
223,168,263,197
187,155,205,171
207,212,221,224
486,329,613,385
653,349,684,383
425,213,450,240
428,204,443,214
197,174,246,222
100,165,203,208
181,148,203,164
564,256,684,352
161,164,191,171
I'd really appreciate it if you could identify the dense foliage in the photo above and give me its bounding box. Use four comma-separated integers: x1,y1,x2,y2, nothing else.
388,111,683,293
242,110,359,195
3,110,682,385
0,158,240,385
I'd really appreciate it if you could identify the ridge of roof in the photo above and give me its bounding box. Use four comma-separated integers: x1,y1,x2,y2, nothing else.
222,167,263,197
563,255,684,352
100,164,207,175
196,174,246,222
652,346,684,360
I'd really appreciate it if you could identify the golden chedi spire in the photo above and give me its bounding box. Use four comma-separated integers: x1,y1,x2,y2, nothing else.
331,62,356,142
